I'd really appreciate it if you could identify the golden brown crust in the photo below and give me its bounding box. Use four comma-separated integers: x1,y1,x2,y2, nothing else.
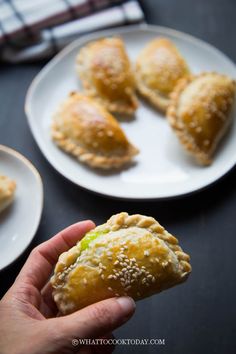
135,38,190,112
0,175,16,213
51,92,139,169
167,72,236,165
51,213,191,315
76,37,138,115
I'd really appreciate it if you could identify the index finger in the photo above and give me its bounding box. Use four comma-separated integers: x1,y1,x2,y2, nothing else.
16,220,95,290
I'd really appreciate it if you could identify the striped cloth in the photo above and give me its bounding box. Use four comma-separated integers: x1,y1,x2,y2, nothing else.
0,0,145,62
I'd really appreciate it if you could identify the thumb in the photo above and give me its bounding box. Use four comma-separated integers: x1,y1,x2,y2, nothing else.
50,297,135,340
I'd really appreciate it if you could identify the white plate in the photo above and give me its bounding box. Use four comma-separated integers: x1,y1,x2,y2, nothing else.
25,24,236,200
0,145,43,270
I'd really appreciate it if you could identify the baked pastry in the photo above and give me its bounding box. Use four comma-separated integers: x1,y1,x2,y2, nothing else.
51,92,138,169
0,175,16,213
167,73,235,165
76,37,138,115
135,38,190,112
51,212,191,315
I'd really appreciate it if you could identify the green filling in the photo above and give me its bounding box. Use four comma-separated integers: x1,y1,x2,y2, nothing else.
80,229,109,252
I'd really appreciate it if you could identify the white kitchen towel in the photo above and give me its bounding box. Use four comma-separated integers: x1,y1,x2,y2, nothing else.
0,0,145,62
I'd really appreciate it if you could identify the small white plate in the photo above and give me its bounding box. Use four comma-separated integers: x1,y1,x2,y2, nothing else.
25,24,236,200
0,145,43,270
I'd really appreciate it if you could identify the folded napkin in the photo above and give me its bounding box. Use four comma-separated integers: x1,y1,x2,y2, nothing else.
0,0,145,62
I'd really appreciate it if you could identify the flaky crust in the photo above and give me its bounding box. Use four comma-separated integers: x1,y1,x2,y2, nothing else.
136,38,190,112
76,37,138,115
0,175,16,213
51,212,191,315
167,72,236,165
51,92,139,169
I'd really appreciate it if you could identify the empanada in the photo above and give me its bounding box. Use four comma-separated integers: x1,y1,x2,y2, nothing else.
136,38,190,112
51,212,191,315
76,37,138,115
167,73,235,165
51,92,138,169
0,175,16,213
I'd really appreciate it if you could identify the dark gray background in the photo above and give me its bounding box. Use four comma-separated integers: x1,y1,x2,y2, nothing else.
1,0,236,353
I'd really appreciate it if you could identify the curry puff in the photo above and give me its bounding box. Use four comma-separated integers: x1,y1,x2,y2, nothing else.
76,37,138,115
51,92,138,169
51,212,191,314
167,73,235,165
0,175,16,213
136,38,190,112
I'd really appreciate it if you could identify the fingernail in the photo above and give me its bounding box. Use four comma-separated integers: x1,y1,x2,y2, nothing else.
116,296,136,316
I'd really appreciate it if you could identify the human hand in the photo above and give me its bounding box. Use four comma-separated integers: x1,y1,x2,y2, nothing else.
0,220,136,354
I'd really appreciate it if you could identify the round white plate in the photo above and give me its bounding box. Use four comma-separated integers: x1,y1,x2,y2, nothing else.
25,24,236,200
0,145,43,270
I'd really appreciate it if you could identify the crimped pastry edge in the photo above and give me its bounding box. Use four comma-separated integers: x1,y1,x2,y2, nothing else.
167,72,236,165
52,212,191,289
106,212,191,276
51,122,139,169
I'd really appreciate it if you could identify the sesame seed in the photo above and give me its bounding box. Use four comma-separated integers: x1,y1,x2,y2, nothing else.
144,250,150,256
101,274,105,280
108,287,113,292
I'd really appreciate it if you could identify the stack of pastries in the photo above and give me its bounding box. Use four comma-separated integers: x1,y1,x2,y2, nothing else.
51,36,235,169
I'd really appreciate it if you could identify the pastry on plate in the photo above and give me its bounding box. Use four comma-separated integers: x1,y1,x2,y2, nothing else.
76,37,138,115
0,175,16,213
51,212,191,314
135,37,190,112
51,92,139,169
167,73,235,165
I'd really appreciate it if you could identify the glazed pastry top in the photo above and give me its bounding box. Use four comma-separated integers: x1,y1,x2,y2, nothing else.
51,213,191,314
76,37,138,114
167,73,235,164
136,38,190,98
51,92,138,169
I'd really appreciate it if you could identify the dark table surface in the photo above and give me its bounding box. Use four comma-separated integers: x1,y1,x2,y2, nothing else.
1,0,236,353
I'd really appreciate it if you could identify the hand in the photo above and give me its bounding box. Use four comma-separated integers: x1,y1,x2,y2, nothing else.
0,221,136,354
